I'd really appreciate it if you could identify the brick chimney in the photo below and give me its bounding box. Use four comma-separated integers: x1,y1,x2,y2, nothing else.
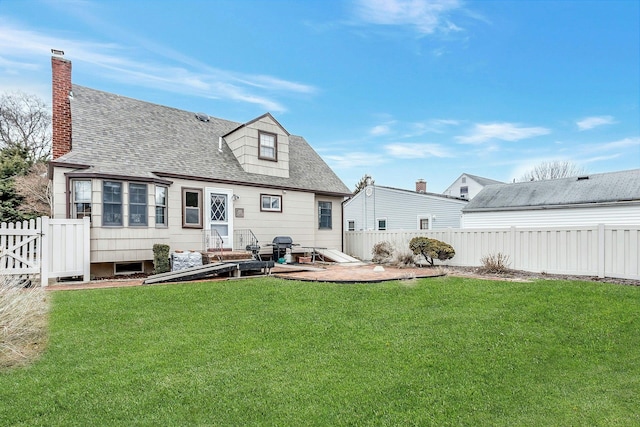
416,179,427,193
51,53,72,159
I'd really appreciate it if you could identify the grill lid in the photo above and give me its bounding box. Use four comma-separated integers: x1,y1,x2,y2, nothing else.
272,236,294,245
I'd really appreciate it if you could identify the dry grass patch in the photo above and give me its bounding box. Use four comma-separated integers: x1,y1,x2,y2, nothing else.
0,276,49,368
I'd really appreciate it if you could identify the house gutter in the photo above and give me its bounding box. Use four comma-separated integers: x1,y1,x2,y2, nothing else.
152,171,352,198
64,171,173,186
48,161,90,179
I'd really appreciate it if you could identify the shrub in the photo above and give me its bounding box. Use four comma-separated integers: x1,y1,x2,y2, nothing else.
0,275,49,368
409,237,455,266
479,253,511,274
394,251,416,267
372,241,394,264
153,244,171,274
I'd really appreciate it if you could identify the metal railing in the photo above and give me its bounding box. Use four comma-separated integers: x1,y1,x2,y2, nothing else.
203,229,224,261
233,229,259,251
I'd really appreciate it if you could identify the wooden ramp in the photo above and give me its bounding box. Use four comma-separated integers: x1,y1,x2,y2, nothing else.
143,260,274,284
314,249,363,264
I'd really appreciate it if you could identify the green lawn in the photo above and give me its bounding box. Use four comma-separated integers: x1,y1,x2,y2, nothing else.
1,276,639,426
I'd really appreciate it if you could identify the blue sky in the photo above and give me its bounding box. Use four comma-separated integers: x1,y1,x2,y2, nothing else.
1,0,638,193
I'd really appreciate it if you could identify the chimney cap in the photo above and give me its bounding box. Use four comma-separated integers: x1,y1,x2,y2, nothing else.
51,49,65,56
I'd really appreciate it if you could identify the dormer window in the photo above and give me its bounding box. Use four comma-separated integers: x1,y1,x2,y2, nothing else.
259,131,277,161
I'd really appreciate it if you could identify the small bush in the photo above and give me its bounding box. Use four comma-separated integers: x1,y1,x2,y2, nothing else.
479,253,511,274
0,276,49,368
372,241,394,264
394,251,416,267
409,237,455,266
153,244,171,274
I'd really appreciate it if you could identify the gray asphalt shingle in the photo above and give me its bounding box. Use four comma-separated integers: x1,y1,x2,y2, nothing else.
463,169,640,212
55,85,351,196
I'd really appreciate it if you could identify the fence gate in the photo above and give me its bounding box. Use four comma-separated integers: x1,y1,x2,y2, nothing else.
0,217,90,286
0,218,43,286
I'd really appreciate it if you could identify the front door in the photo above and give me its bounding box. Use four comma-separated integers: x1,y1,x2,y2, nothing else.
207,188,233,249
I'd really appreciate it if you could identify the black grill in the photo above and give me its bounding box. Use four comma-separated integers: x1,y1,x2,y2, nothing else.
272,236,294,260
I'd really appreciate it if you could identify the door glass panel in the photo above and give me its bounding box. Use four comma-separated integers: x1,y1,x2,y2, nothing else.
210,194,227,221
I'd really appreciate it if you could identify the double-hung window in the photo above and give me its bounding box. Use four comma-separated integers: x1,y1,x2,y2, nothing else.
182,188,203,228
103,181,123,226
261,194,282,212
377,218,387,231
419,217,430,230
129,183,148,226
259,131,277,161
71,180,92,220
318,201,332,229
155,186,168,227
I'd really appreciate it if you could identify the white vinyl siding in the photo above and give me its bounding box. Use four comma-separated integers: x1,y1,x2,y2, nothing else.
225,115,290,178
462,204,640,228
54,174,345,270
343,185,467,231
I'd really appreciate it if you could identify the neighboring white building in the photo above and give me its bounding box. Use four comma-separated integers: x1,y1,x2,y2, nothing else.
343,181,468,232
461,169,640,228
442,173,503,200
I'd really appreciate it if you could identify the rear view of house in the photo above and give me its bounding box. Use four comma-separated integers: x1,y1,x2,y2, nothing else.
49,54,351,278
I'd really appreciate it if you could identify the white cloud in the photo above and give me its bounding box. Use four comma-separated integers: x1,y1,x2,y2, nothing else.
576,115,616,131
0,20,315,112
384,142,452,158
370,124,391,136
353,0,464,34
324,152,388,169
456,122,551,144
581,137,640,153
393,118,460,137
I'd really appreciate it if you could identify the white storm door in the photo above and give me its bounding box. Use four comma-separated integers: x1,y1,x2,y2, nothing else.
206,188,233,249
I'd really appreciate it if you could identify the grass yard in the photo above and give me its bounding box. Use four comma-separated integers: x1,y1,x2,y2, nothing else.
1,276,639,426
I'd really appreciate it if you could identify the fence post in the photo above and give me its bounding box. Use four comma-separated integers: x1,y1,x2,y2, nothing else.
82,216,91,282
597,223,605,278
40,216,49,287
510,226,517,270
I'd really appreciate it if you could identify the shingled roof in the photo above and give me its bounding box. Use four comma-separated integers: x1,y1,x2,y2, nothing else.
53,85,351,196
463,173,503,186
462,169,640,212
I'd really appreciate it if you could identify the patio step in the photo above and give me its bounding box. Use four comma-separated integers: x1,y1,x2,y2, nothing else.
203,251,254,263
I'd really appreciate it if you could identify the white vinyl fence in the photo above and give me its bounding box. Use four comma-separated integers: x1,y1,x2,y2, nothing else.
345,224,640,280
0,217,90,286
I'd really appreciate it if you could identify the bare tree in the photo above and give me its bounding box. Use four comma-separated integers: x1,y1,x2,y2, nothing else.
0,92,51,162
519,161,587,182
354,174,374,194
13,162,52,217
